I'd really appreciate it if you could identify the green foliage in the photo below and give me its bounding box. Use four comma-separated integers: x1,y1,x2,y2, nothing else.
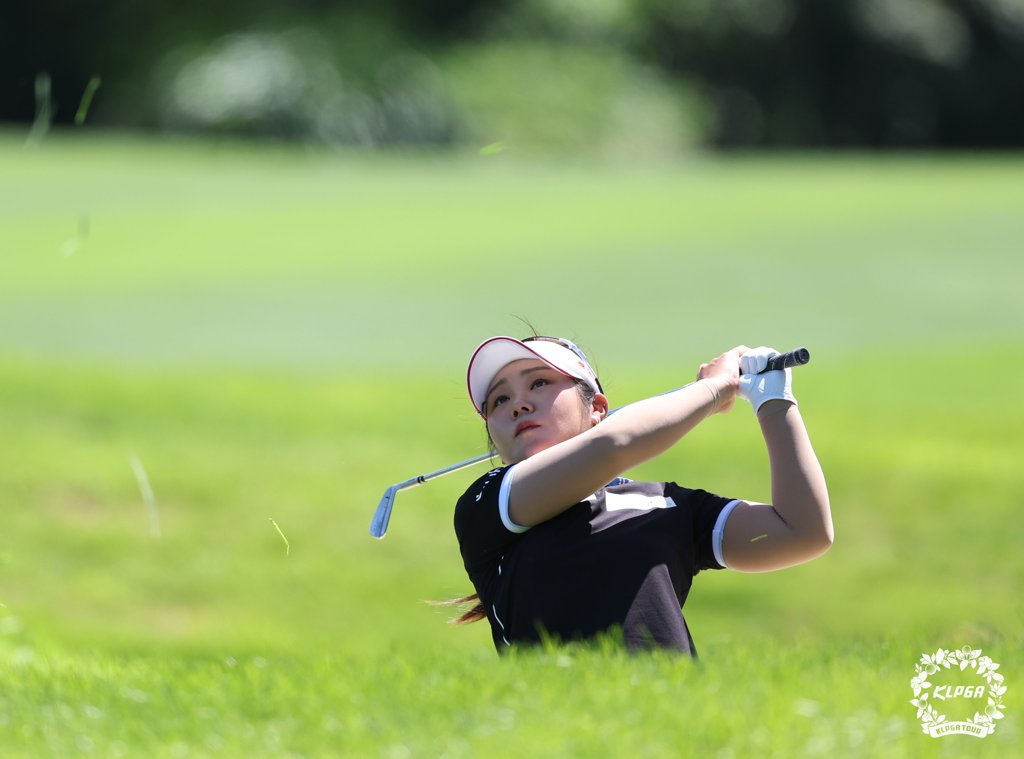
442,40,708,156
152,27,704,153
155,19,459,146
6,1,1024,146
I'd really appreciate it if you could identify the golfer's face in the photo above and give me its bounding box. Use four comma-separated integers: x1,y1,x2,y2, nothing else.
485,359,590,464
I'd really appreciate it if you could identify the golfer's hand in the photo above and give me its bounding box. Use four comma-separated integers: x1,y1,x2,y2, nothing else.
696,346,746,414
738,346,797,414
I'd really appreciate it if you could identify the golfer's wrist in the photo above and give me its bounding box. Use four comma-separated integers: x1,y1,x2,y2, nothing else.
756,397,796,420
700,376,735,413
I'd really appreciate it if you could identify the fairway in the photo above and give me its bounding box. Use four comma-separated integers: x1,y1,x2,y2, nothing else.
1,132,1021,756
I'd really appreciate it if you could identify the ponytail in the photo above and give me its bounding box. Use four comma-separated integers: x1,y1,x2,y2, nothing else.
428,593,487,624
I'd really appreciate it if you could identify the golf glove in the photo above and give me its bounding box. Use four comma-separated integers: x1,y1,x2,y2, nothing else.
738,346,797,415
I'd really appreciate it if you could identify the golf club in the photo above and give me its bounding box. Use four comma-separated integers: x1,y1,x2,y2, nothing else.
370,347,810,538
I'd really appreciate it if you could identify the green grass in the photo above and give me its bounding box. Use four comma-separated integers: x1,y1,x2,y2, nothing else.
1,131,1022,756
3,131,1022,369
2,636,1016,758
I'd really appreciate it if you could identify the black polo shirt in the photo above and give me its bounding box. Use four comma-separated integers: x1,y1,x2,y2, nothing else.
454,465,738,655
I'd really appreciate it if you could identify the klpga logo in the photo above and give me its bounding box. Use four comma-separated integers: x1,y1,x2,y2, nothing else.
910,646,1007,738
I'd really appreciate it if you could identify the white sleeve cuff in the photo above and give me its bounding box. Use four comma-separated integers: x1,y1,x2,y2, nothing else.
712,499,744,569
498,465,530,534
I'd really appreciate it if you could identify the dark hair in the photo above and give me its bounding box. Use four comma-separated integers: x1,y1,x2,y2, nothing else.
427,593,489,624
446,379,601,625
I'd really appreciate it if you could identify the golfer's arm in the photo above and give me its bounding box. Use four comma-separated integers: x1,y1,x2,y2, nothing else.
721,402,833,572
507,378,729,527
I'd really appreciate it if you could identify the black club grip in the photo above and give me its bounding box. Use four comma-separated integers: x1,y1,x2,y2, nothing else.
761,347,810,373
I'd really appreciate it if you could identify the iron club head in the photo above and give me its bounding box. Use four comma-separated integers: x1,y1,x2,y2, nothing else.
370,485,398,539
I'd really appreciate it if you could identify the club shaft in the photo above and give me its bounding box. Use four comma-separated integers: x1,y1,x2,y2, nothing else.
394,453,495,492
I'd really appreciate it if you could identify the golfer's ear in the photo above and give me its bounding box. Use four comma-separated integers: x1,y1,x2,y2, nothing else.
591,393,609,424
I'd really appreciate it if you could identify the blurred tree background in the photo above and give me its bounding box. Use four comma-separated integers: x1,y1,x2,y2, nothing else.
2,0,1023,153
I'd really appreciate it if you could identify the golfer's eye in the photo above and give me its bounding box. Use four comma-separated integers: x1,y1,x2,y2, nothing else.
490,394,509,411
531,378,549,389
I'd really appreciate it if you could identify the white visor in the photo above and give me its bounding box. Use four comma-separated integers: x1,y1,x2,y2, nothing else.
467,336,602,416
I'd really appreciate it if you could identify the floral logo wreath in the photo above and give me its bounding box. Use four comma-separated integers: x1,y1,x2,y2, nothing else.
910,646,1007,738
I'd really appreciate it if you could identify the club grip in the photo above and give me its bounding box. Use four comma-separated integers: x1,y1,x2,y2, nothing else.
761,347,810,373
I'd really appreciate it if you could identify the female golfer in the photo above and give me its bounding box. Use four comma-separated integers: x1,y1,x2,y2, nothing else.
452,335,832,655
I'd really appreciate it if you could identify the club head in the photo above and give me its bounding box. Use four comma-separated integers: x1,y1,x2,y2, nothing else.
369,485,398,539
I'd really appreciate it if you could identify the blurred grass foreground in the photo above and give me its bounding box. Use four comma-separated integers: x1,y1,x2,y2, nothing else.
1,132,1022,756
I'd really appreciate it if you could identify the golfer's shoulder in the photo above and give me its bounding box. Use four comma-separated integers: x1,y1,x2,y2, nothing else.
454,465,516,548
455,465,512,512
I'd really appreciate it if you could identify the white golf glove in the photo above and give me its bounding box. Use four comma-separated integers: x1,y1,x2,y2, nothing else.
737,346,797,414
